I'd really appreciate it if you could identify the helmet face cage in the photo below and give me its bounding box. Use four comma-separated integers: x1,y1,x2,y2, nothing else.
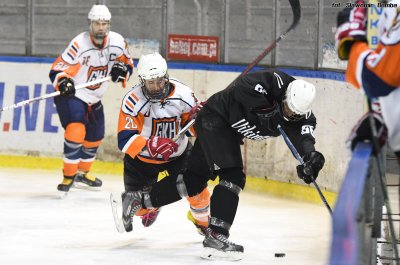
140,74,170,101
281,99,308,121
88,5,111,40
89,20,110,40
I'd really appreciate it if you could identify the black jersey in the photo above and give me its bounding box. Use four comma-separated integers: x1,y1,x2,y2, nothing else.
204,69,317,156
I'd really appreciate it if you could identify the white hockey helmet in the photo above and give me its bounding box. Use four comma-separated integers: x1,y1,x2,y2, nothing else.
137,52,168,80
284,79,316,119
88,5,111,21
137,52,170,100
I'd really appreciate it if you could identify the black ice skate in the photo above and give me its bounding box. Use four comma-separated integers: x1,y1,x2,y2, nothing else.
73,172,102,190
57,176,75,194
140,208,161,227
201,228,244,261
110,191,143,233
122,191,142,232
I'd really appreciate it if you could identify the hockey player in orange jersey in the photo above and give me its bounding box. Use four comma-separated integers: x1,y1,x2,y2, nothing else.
335,0,400,162
49,4,134,194
111,52,210,233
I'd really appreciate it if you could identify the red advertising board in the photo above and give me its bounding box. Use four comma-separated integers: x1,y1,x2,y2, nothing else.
167,34,219,63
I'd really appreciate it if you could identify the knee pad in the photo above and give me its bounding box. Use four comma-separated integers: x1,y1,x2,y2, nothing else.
65,122,85,143
176,172,208,198
218,167,246,193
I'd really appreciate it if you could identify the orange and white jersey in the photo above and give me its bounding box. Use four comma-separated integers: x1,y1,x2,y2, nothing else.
49,31,134,104
346,1,400,98
117,78,196,164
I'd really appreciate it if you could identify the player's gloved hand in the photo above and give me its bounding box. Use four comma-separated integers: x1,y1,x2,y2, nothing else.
58,77,75,96
189,101,206,121
251,101,282,136
335,0,367,60
146,136,178,161
347,103,387,154
296,151,325,184
110,62,128,83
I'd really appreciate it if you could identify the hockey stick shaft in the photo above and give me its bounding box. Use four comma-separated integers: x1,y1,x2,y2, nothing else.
277,125,333,216
186,0,301,139
240,0,301,76
173,119,195,142
0,76,111,112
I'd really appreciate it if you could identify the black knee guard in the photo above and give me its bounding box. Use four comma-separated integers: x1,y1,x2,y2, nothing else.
209,167,245,235
177,170,208,197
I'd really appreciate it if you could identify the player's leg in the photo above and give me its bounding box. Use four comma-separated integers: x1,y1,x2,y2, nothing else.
115,139,211,233
164,144,211,235
194,107,245,260
122,154,160,231
54,97,87,193
75,102,105,188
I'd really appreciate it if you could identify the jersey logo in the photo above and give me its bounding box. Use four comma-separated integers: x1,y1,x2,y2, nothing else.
86,66,108,90
301,125,315,138
254,84,267,95
231,119,270,140
52,62,69,71
151,117,178,138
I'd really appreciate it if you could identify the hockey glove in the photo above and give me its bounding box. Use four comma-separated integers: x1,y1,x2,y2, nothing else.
251,101,282,136
146,136,178,161
347,111,387,155
297,151,325,184
57,77,75,96
335,0,367,60
189,101,206,121
110,62,128,83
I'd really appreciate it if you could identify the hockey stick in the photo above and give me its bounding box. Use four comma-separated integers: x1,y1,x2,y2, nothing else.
277,125,333,215
186,0,301,140
240,0,301,76
173,119,195,142
0,76,111,112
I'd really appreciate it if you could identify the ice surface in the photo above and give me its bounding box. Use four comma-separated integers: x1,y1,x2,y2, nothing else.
0,168,331,265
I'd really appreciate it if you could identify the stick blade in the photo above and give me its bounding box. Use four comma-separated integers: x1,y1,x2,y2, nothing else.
288,0,301,30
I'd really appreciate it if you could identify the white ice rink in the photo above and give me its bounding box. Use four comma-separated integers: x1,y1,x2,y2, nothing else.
0,168,331,265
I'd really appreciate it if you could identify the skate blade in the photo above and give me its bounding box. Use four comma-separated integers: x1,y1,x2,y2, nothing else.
57,191,69,199
200,247,243,261
72,182,101,191
110,192,125,233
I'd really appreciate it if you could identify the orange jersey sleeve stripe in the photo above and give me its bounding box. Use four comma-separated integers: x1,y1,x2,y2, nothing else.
124,135,147,158
51,56,81,78
73,41,80,49
69,48,77,57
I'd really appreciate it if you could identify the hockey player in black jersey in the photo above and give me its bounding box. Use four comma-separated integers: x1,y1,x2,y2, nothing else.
114,69,325,261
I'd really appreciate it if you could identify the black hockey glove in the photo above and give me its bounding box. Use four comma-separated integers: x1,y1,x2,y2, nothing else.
251,101,282,136
297,151,325,184
335,0,367,60
110,62,128,83
58,77,75,97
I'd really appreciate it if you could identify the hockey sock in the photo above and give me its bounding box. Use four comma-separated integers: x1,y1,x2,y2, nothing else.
209,167,245,235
